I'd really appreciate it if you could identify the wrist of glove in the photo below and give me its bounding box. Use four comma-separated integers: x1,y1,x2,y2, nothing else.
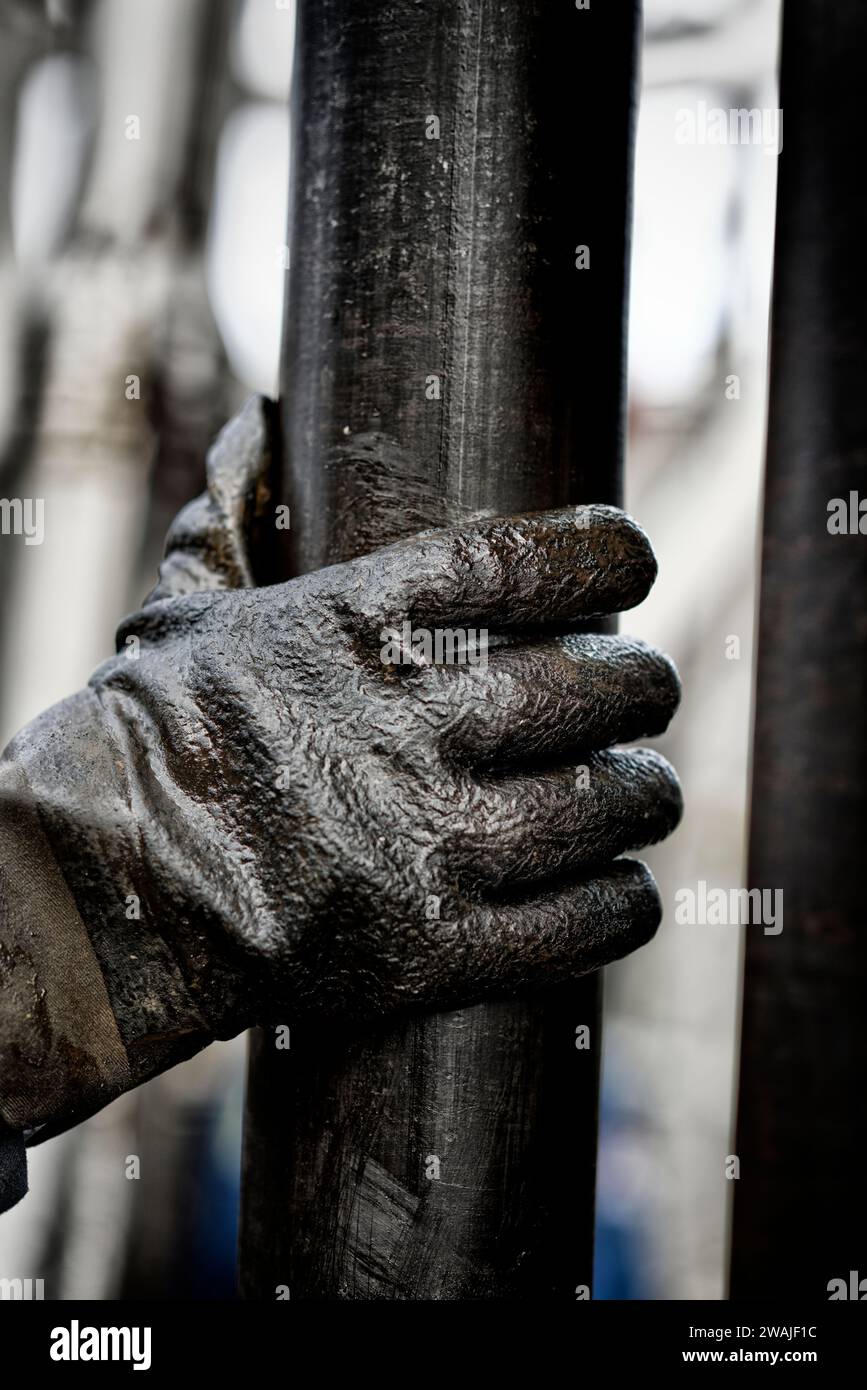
0,401,278,1156
0,689,255,1142
0,395,683,1178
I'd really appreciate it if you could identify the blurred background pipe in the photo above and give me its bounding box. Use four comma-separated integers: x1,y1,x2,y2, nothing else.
731,0,867,1299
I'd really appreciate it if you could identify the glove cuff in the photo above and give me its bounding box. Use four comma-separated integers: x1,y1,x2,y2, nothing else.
0,689,244,1142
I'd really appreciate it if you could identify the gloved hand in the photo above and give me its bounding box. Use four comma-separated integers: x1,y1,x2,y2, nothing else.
0,396,681,1197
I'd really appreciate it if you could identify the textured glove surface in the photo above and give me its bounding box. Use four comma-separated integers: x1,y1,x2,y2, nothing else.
0,396,682,1150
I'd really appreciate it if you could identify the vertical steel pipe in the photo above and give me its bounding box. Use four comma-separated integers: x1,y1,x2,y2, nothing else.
241,0,641,1299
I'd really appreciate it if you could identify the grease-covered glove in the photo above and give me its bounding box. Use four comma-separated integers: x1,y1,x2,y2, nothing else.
0,396,681,1211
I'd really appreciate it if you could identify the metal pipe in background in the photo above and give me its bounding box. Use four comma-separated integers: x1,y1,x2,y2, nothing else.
240,0,642,1300
731,0,867,1299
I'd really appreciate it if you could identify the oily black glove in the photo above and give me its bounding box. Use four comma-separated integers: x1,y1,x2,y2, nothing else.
0,396,681,1202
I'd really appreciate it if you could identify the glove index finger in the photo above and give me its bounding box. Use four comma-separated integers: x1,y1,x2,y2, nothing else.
329,505,658,631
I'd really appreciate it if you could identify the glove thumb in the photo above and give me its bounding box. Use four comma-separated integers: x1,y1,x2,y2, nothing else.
146,395,281,603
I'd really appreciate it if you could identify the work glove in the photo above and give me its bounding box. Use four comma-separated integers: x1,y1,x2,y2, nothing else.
0,396,681,1210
